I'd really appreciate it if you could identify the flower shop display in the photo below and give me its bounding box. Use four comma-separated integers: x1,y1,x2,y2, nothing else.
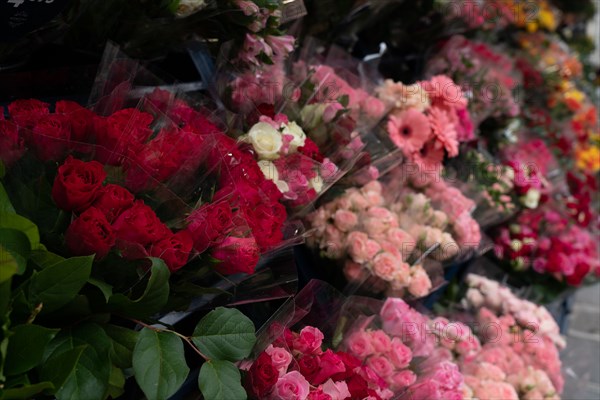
2,0,599,398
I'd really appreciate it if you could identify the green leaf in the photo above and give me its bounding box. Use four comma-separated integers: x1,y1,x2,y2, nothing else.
103,324,138,369
0,213,40,251
5,324,59,376
30,250,64,269
0,228,30,259
198,360,246,400
0,246,19,284
41,323,112,400
87,278,113,303
132,328,190,400
2,381,54,400
0,182,15,214
108,258,170,319
192,307,256,362
106,365,125,399
39,346,87,394
29,256,93,314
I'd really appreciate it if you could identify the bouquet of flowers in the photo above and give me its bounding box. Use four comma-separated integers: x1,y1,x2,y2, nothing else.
426,35,521,127
375,74,474,176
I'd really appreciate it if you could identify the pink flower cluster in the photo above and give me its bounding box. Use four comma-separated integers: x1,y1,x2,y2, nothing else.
306,181,433,298
465,274,566,348
494,206,600,285
377,75,473,173
233,1,295,65
426,36,521,124
244,326,393,400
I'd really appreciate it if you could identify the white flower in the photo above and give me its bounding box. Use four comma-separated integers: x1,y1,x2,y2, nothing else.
275,180,290,193
309,176,324,193
246,122,283,160
175,0,207,18
282,121,306,153
521,189,541,209
257,160,279,182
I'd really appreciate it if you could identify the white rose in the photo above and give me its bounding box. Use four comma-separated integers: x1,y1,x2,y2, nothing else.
257,160,279,182
521,189,540,209
247,122,283,160
300,104,325,129
275,180,290,193
309,176,324,193
282,121,306,153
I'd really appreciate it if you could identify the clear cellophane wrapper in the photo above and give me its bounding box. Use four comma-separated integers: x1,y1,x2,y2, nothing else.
425,35,522,127
3,42,307,319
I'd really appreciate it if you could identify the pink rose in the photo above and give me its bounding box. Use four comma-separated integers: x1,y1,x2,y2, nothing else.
365,240,381,260
345,331,374,359
343,260,367,283
372,252,401,281
391,370,416,389
388,338,412,369
369,330,392,354
387,228,416,260
271,371,310,400
346,191,369,210
408,267,432,298
265,345,293,377
293,327,324,355
346,231,371,263
321,379,350,400
333,210,358,232
366,356,394,378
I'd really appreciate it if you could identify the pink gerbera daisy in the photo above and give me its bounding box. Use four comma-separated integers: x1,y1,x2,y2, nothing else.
419,75,468,110
411,139,445,172
387,108,431,154
428,106,459,157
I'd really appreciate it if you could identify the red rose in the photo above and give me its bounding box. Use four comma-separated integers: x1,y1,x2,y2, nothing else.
312,349,346,385
29,114,71,162
245,202,286,250
124,128,205,192
187,201,235,253
211,236,260,275
52,156,107,212
298,138,324,163
92,184,135,222
55,100,95,151
246,352,278,399
0,120,26,168
297,355,321,382
346,375,370,399
149,230,193,272
8,99,49,129
112,201,170,247
65,207,115,259
93,109,153,166
566,262,591,286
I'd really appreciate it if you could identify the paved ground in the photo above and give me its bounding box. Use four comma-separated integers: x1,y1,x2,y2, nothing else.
561,283,600,400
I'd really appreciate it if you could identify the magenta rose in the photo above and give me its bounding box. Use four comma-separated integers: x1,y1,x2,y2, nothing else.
293,326,324,355
211,236,260,275
311,350,346,385
52,156,107,212
149,230,194,272
65,207,115,259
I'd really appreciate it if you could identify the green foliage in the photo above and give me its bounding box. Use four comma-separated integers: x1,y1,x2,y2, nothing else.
192,307,256,361
199,360,247,400
132,328,190,400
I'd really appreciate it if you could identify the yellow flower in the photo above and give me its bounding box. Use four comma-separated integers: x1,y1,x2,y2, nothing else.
564,88,585,104
538,9,557,31
576,146,600,172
